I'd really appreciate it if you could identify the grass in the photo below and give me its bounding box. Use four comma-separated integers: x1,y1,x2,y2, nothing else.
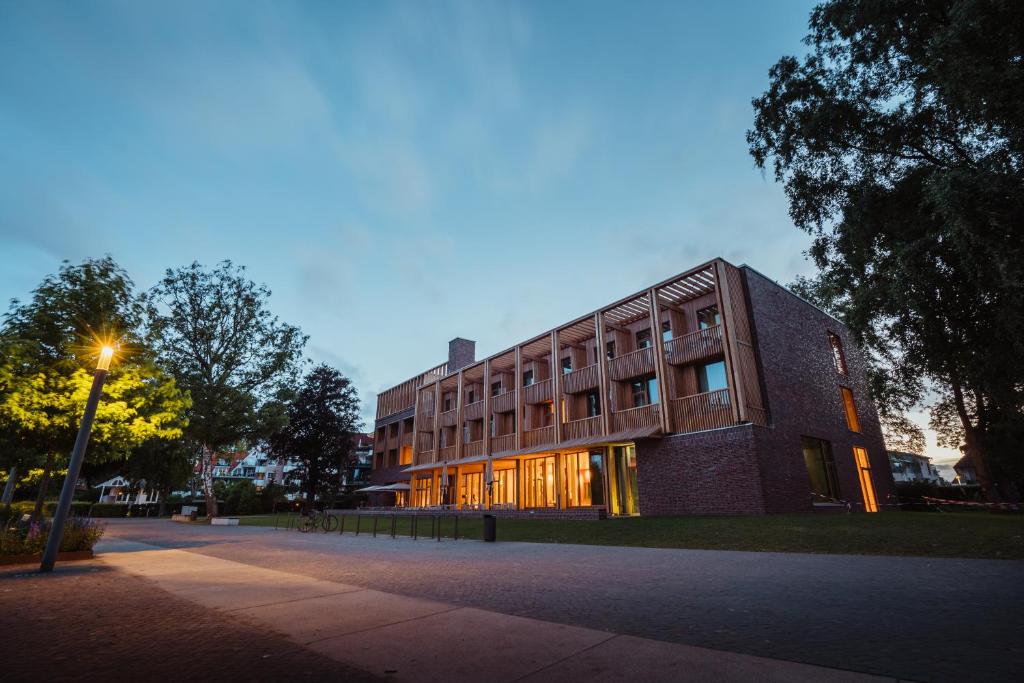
231,510,1024,560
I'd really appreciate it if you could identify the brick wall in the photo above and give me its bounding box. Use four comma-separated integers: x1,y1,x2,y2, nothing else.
742,267,896,511
448,338,476,373
635,426,767,515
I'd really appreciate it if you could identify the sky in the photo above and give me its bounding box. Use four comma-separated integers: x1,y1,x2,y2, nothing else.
0,0,959,476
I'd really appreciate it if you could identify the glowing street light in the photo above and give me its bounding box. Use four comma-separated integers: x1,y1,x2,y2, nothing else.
40,345,115,572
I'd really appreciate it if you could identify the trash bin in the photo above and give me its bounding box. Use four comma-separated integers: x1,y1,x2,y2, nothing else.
483,514,497,542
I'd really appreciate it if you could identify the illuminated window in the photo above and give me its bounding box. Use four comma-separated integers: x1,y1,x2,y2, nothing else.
459,471,483,509
697,361,728,393
801,436,839,501
399,446,412,465
828,332,848,375
841,387,860,432
413,476,433,507
562,451,605,507
493,467,517,506
697,305,720,329
854,447,878,512
522,456,557,508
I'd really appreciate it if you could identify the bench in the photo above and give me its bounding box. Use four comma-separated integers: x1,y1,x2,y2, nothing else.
210,517,240,526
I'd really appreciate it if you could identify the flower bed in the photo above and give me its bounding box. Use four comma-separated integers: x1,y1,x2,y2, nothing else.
0,515,105,559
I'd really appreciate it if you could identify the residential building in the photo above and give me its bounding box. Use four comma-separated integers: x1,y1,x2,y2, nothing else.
341,433,375,492
96,476,161,504
888,451,944,483
371,258,893,516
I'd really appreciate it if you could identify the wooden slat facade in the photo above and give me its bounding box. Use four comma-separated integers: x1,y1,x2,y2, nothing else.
375,258,770,470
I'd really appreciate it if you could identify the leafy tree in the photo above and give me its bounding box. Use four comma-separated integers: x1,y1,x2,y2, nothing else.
127,438,194,516
145,261,307,517
749,0,1024,499
271,364,361,509
224,479,260,515
0,257,189,520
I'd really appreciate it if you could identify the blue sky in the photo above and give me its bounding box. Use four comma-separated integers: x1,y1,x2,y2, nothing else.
0,1,958,473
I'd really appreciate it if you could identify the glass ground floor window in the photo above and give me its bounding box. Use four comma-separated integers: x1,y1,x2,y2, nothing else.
562,450,606,507
493,467,516,506
413,475,432,507
459,471,483,509
522,455,557,508
802,436,839,501
608,444,639,515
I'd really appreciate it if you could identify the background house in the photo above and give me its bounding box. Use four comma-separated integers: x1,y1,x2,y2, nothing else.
888,451,944,484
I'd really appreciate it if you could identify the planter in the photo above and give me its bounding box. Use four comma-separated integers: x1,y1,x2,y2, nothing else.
0,550,94,566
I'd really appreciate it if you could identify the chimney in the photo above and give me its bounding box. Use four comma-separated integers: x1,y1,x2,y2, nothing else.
448,337,476,373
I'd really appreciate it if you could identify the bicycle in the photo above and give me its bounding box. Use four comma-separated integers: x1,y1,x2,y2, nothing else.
297,509,339,533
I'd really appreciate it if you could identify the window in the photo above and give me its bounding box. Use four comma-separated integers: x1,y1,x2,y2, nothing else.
854,447,878,512
413,476,433,507
661,320,672,342
522,456,557,508
562,451,605,507
697,305,720,329
444,396,452,412
493,467,516,506
400,446,412,465
467,389,475,404
697,360,728,393
841,387,861,432
586,390,601,417
522,369,534,387
828,332,848,375
388,448,397,467
636,328,652,349
630,377,659,407
561,357,573,374
801,436,839,500
491,381,502,397
489,415,495,437
606,340,616,359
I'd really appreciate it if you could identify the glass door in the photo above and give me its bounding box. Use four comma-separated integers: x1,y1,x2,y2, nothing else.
609,445,639,515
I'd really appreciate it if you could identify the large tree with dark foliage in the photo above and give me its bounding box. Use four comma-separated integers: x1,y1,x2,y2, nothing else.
270,364,361,509
748,0,1024,499
146,261,306,517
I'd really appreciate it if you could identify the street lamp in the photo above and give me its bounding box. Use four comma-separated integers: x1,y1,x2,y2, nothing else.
40,345,114,573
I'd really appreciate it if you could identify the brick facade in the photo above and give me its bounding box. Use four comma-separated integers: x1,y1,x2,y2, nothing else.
635,268,895,515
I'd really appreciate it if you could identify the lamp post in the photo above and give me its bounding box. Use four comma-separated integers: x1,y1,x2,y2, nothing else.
40,345,114,573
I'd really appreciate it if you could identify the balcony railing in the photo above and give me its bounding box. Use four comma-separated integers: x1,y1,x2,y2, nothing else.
523,425,555,448
491,389,516,414
562,415,603,441
439,445,457,461
439,409,457,427
611,403,660,432
490,433,515,454
523,378,552,404
670,389,732,433
463,440,485,458
416,449,434,465
562,363,599,394
664,325,723,366
464,400,485,421
607,346,655,381
416,432,434,453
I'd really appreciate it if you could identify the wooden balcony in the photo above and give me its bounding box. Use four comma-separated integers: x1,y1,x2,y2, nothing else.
562,415,603,441
562,363,599,394
491,389,516,414
670,389,733,433
416,432,434,453
439,445,457,461
439,409,457,427
607,346,655,381
523,378,552,404
463,440,485,458
611,403,660,432
416,449,434,464
490,433,515,454
664,325,723,366
464,400,485,421
523,425,555,448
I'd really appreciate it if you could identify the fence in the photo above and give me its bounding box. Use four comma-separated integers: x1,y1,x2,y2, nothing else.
273,510,476,541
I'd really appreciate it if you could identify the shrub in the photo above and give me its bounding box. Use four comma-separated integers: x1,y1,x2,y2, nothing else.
0,516,104,556
224,480,260,515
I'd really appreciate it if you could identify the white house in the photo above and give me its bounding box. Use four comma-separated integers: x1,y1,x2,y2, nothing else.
95,476,161,504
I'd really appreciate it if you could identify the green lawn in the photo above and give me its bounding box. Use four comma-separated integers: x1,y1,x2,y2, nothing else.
232,511,1024,560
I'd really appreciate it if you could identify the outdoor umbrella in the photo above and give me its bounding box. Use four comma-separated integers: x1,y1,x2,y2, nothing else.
440,461,449,504
484,457,494,506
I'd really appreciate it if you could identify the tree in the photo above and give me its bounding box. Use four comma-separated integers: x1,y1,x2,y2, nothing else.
127,438,194,516
0,257,190,520
146,261,307,517
748,0,1024,500
270,364,361,509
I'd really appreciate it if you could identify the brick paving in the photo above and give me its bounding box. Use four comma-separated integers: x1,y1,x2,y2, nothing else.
0,559,382,683
38,519,1024,682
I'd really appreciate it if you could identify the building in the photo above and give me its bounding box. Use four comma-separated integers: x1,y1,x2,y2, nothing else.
208,449,287,490
95,476,161,505
953,454,977,484
370,258,893,516
341,433,375,492
888,451,944,483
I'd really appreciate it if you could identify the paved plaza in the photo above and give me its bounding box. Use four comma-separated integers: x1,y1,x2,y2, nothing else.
4,518,1022,681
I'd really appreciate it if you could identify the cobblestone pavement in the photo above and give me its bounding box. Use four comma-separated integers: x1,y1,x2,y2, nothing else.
102,519,1024,682
0,558,383,682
